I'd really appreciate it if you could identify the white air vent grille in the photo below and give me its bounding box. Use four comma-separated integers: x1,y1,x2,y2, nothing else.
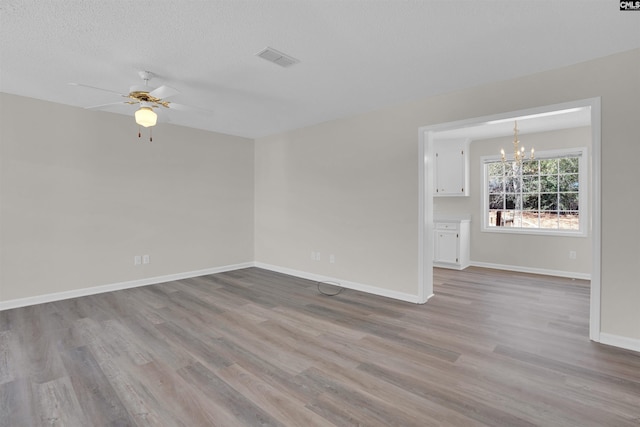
256,47,299,68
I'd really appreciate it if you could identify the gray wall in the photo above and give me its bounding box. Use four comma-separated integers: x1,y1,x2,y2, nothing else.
0,93,255,301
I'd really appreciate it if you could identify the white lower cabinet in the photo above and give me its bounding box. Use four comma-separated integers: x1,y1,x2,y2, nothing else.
434,219,470,270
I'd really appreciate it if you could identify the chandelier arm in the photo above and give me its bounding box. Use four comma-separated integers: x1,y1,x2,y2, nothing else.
501,120,534,164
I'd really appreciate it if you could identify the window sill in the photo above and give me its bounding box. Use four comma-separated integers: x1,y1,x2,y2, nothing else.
481,226,587,238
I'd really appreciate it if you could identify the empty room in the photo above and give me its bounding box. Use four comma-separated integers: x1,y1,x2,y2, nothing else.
1,1,639,426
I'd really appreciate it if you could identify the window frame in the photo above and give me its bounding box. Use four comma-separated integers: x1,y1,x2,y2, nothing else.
481,147,588,237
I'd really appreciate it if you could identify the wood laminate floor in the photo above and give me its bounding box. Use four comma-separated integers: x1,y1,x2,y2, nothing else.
1,267,639,426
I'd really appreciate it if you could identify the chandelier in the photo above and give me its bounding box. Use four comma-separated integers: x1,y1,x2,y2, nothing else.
501,120,534,164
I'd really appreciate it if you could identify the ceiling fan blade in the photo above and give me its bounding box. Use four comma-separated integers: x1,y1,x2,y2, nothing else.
154,108,171,122
166,102,211,114
165,102,190,111
69,82,125,96
86,101,131,110
149,85,179,99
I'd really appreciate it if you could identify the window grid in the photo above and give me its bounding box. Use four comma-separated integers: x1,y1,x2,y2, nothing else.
486,154,581,232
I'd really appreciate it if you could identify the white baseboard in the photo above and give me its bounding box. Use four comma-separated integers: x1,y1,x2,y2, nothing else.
3,260,637,354
0,261,422,310
0,262,254,311
254,262,422,304
599,333,640,353
469,261,591,281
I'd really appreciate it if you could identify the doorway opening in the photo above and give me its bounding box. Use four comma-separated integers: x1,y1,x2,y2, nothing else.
418,98,601,342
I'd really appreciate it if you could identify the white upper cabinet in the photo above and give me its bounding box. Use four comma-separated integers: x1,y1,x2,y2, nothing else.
434,138,470,196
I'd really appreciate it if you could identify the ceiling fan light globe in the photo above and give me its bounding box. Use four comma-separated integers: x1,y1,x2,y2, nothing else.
135,107,157,127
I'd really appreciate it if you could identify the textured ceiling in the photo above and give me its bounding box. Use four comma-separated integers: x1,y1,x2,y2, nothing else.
1,0,639,139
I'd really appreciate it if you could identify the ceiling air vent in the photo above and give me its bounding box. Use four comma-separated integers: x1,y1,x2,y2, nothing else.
256,47,299,68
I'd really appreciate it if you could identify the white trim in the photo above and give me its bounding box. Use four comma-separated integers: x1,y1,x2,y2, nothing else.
589,98,601,343
0,262,254,311
418,97,602,343
469,261,591,281
255,262,426,304
599,333,640,354
417,128,433,303
479,228,587,238
485,107,584,125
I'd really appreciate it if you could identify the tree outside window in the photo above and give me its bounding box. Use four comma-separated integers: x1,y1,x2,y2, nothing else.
484,149,585,234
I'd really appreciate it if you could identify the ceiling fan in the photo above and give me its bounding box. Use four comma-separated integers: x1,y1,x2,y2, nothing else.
71,71,199,139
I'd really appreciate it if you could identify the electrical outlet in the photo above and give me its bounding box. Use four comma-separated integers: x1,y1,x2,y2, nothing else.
311,251,316,261
569,251,577,260
134,255,142,266
143,254,150,264
329,254,335,264
316,252,321,261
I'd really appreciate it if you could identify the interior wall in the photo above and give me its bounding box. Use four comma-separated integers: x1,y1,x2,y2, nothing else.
0,93,255,302
255,48,640,341
434,126,592,276
254,114,419,294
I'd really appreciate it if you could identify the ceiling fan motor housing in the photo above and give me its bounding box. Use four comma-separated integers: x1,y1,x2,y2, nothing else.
138,70,155,81
129,85,153,94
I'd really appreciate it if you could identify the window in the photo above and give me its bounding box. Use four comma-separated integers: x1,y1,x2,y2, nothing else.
482,148,587,236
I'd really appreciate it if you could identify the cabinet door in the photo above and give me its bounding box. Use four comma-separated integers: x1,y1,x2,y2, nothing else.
435,148,465,195
435,230,459,264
